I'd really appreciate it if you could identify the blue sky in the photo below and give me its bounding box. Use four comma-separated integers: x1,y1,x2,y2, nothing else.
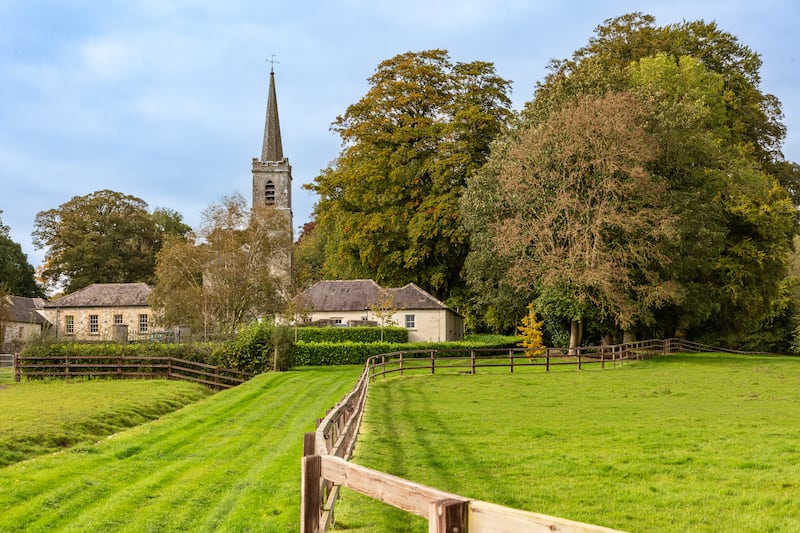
1,1,798,273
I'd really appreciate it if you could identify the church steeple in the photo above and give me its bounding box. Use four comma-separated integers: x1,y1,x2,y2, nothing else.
252,65,292,213
261,68,283,163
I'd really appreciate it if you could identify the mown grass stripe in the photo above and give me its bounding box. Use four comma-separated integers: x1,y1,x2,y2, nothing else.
0,366,362,532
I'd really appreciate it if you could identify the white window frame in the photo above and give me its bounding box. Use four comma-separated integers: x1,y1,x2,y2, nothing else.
89,314,99,334
138,314,149,334
405,314,416,329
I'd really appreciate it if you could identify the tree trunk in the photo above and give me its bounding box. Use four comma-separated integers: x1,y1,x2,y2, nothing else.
568,319,583,356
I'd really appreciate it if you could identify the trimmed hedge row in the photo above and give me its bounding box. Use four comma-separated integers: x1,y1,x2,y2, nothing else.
295,338,520,366
21,341,217,362
294,326,407,344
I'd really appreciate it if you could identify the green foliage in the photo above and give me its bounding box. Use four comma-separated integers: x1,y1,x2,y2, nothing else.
307,49,513,300
295,336,518,366
149,194,291,338
465,13,798,347
295,326,407,344
0,232,44,297
32,190,190,293
221,321,296,373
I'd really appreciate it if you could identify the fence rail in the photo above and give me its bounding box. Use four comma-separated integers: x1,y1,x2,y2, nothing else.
301,338,765,532
13,354,251,390
367,338,671,381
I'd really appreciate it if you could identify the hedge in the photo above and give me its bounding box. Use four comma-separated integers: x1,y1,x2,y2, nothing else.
295,337,520,366
294,326,407,344
21,341,217,362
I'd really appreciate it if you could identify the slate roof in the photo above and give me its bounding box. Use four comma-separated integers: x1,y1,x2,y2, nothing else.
387,283,449,310
3,296,47,324
43,283,152,308
298,280,452,312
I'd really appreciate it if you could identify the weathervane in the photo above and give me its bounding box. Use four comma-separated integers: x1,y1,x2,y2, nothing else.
267,54,279,74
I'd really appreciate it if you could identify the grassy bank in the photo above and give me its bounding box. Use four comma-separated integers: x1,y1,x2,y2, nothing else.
0,377,211,467
0,366,362,532
333,353,800,532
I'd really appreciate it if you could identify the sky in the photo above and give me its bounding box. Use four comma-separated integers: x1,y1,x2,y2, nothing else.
1,0,798,276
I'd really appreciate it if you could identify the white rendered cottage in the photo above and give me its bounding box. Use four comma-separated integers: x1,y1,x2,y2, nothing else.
294,280,464,343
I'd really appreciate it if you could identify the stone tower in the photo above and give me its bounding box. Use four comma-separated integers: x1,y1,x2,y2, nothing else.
252,66,293,288
252,67,293,226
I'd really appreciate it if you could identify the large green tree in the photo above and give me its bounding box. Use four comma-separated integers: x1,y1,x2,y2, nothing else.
149,194,291,339
0,211,44,297
307,49,513,300
32,190,190,293
465,14,797,346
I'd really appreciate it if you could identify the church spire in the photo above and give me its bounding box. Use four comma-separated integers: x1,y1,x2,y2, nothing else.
261,67,283,162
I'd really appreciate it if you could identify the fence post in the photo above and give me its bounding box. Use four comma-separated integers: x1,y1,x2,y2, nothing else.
382,354,386,380
429,498,468,533
400,352,404,377
430,350,435,375
577,349,582,370
65,355,70,381
303,432,316,457
471,350,476,375
300,455,322,533
546,349,550,372
14,352,20,382
509,349,514,373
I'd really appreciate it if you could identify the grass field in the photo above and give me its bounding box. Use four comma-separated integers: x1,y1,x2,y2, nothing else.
0,366,362,532
0,376,211,467
333,354,800,533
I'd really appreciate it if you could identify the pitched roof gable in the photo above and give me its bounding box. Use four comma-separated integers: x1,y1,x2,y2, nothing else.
299,280,384,312
44,283,152,308
388,283,449,310
298,280,453,312
3,296,47,324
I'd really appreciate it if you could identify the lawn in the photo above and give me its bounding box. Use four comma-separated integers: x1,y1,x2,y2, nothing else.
0,376,211,467
0,365,363,532
333,353,800,533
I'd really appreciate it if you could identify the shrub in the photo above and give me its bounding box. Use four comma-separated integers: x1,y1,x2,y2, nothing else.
220,322,296,374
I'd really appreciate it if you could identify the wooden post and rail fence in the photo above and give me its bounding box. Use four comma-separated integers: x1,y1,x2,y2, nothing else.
301,338,758,532
11,353,250,390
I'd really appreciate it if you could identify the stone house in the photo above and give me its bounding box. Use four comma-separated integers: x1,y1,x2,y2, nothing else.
1,295,48,351
41,283,153,342
293,280,464,343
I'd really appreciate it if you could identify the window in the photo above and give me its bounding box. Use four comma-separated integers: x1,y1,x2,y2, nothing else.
114,314,123,324
405,314,416,329
265,180,276,204
65,315,74,335
331,317,344,327
138,314,149,334
89,315,99,334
